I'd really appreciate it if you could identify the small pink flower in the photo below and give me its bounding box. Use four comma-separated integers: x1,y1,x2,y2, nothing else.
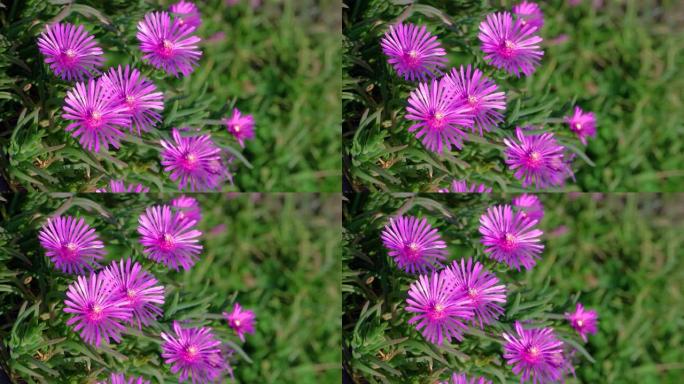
37,22,104,81
565,302,598,341
223,303,256,341
564,106,596,145
222,108,255,147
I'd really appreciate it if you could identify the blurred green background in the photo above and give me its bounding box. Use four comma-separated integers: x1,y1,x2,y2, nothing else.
0,0,341,192
0,192,341,383
343,193,684,383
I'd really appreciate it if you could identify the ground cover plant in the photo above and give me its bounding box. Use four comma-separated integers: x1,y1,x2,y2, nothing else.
343,0,684,192
0,192,341,383
0,0,341,192
343,192,684,383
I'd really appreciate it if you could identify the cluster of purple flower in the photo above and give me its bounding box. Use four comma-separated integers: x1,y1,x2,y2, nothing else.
37,195,256,383
36,1,256,192
380,195,599,383
379,1,597,190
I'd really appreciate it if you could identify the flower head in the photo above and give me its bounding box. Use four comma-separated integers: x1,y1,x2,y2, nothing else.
171,195,202,223
406,79,473,153
63,78,130,152
512,194,544,222
102,259,165,329
503,322,565,384
38,216,105,274
443,258,506,328
438,180,492,193
37,22,104,81
136,11,202,76
479,204,544,271
443,65,506,135
161,322,225,383
504,127,570,190
97,373,151,384
100,65,164,135
96,180,150,193
564,106,596,145
223,303,256,342
406,272,474,345
64,274,132,346
479,12,543,77
169,1,202,29
565,303,598,342
513,1,544,29
380,23,447,81
138,205,203,270
440,373,493,384
380,216,447,274
160,128,224,191
222,108,255,147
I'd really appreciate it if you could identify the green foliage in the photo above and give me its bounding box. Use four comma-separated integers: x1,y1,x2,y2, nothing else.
342,192,684,383
0,192,342,383
343,0,684,192
0,0,341,192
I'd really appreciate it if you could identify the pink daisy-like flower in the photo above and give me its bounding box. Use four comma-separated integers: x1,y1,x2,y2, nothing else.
63,78,130,152
161,322,225,383
512,194,544,222
136,11,202,77
504,127,570,190
565,302,598,342
438,180,492,193
478,12,543,77
223,302,256,342
380,216,447,274
406,79,473,153
97,373,151,384
443,65,506,135
171,195,202,223
406,271,474,345
513,1,544,29
160,128,224,191
380,23,447,81
96,180,150,193
440,373,493,384
564,106,596,145
100,65,164,135
503,322,565,384
102,259,165,329
479,204,544,271
443,258,506,328
37,22,104,81
64,274,133,347
169,1,202,29
38,216,105,274
138,205,203,270
222,108,255,147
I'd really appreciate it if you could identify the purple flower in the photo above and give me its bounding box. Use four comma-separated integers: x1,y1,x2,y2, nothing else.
565,302,598,342
479,204,544,271
64,274,132,346
138,205,203,270
97,373,150,384
38,216,105,274
136,11,202,77
161,322,225,383
63,78,130,152
512,194,544,222
222,108,255,147
503,322,565,384
440,373,493,384
504,127,570,190
171,195,202,223
443,65,506,135
443,258,506,328
406,271,474,345
96,180,150,193
406,79,473,153
380,23,447,81
37,22,104,81
100,65,164,135
513,1,544,29
438,180,492,193
223,302,256,342
160,128,224,191
380,216,447,274
169,1,202,29
564,106,596,145
102,259,165,329
478,12,543,77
